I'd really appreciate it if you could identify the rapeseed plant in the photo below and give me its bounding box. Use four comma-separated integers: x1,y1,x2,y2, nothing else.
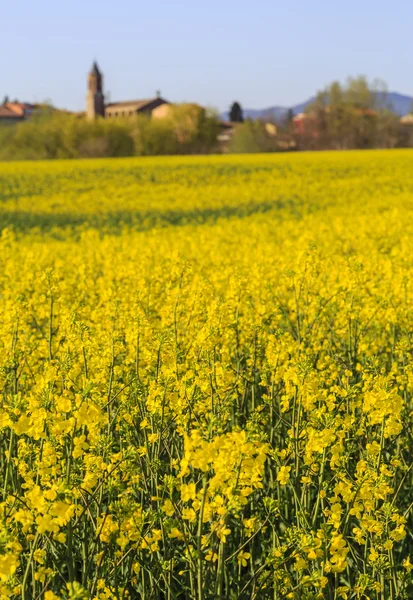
0,151,412,598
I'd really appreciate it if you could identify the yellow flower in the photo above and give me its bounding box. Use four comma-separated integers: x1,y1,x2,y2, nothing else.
55,396,72,413
45,592,61,600
369,548,379,563
34,566,53,582
168,528,184,539
205,550,218,562
366,441,381,456
277,466,291,485
33,549,46,564
97,515,119,543
403,557,413,572
36,514,60,535
72,435,89,459
181,483,196,502
390,525,406,541
162,499,174,517
0,554,18,581
182,508,196,523
215,521,231,543
295,556,308,570
237,551,251,567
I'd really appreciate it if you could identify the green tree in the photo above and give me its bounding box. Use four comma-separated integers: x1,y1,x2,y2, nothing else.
345,76,374,109
302,77,401,150
229,102,244,123
0,105,220,161
228,120,279,153
284,108,294,128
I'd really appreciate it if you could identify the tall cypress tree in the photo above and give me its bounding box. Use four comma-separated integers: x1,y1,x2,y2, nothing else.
229,102,244,123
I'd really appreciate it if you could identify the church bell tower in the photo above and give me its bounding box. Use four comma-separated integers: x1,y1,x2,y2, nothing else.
86,61,105,120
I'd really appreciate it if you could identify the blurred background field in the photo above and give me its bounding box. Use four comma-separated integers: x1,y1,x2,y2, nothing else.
1,150,413,234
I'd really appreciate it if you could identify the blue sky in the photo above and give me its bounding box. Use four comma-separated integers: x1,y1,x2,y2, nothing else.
1,0,412,112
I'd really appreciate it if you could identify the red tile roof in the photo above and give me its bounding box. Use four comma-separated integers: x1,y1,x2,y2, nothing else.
105,97,168,110
0,106,20,118
5,102,33,116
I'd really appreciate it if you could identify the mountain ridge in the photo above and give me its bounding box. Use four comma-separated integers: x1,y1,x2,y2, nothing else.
221,92,413,121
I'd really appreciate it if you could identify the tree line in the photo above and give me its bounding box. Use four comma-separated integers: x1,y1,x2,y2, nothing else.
0,104,219,161
292,76,413,151
1,77,413,159
228,77,413,153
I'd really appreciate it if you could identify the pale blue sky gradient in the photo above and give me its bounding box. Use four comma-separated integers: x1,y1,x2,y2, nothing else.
1,0,412,112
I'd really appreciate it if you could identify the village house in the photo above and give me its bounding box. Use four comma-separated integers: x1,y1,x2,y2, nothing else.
0,101,34,123
400,114,413,126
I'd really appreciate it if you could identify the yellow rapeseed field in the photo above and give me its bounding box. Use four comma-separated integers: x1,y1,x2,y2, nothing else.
0,150,413,599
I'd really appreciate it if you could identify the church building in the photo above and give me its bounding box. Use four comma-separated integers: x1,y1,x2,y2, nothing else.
86,62,169,120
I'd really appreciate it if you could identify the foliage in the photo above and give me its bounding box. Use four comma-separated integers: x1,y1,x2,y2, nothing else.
299,76,407,150
0,106,219,161
0,151,413,598
229,102,244,123
228,120,279,153
162,104,220,154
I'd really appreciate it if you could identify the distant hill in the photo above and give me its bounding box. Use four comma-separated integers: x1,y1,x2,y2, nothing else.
384,92,413,116
221,92,413,121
